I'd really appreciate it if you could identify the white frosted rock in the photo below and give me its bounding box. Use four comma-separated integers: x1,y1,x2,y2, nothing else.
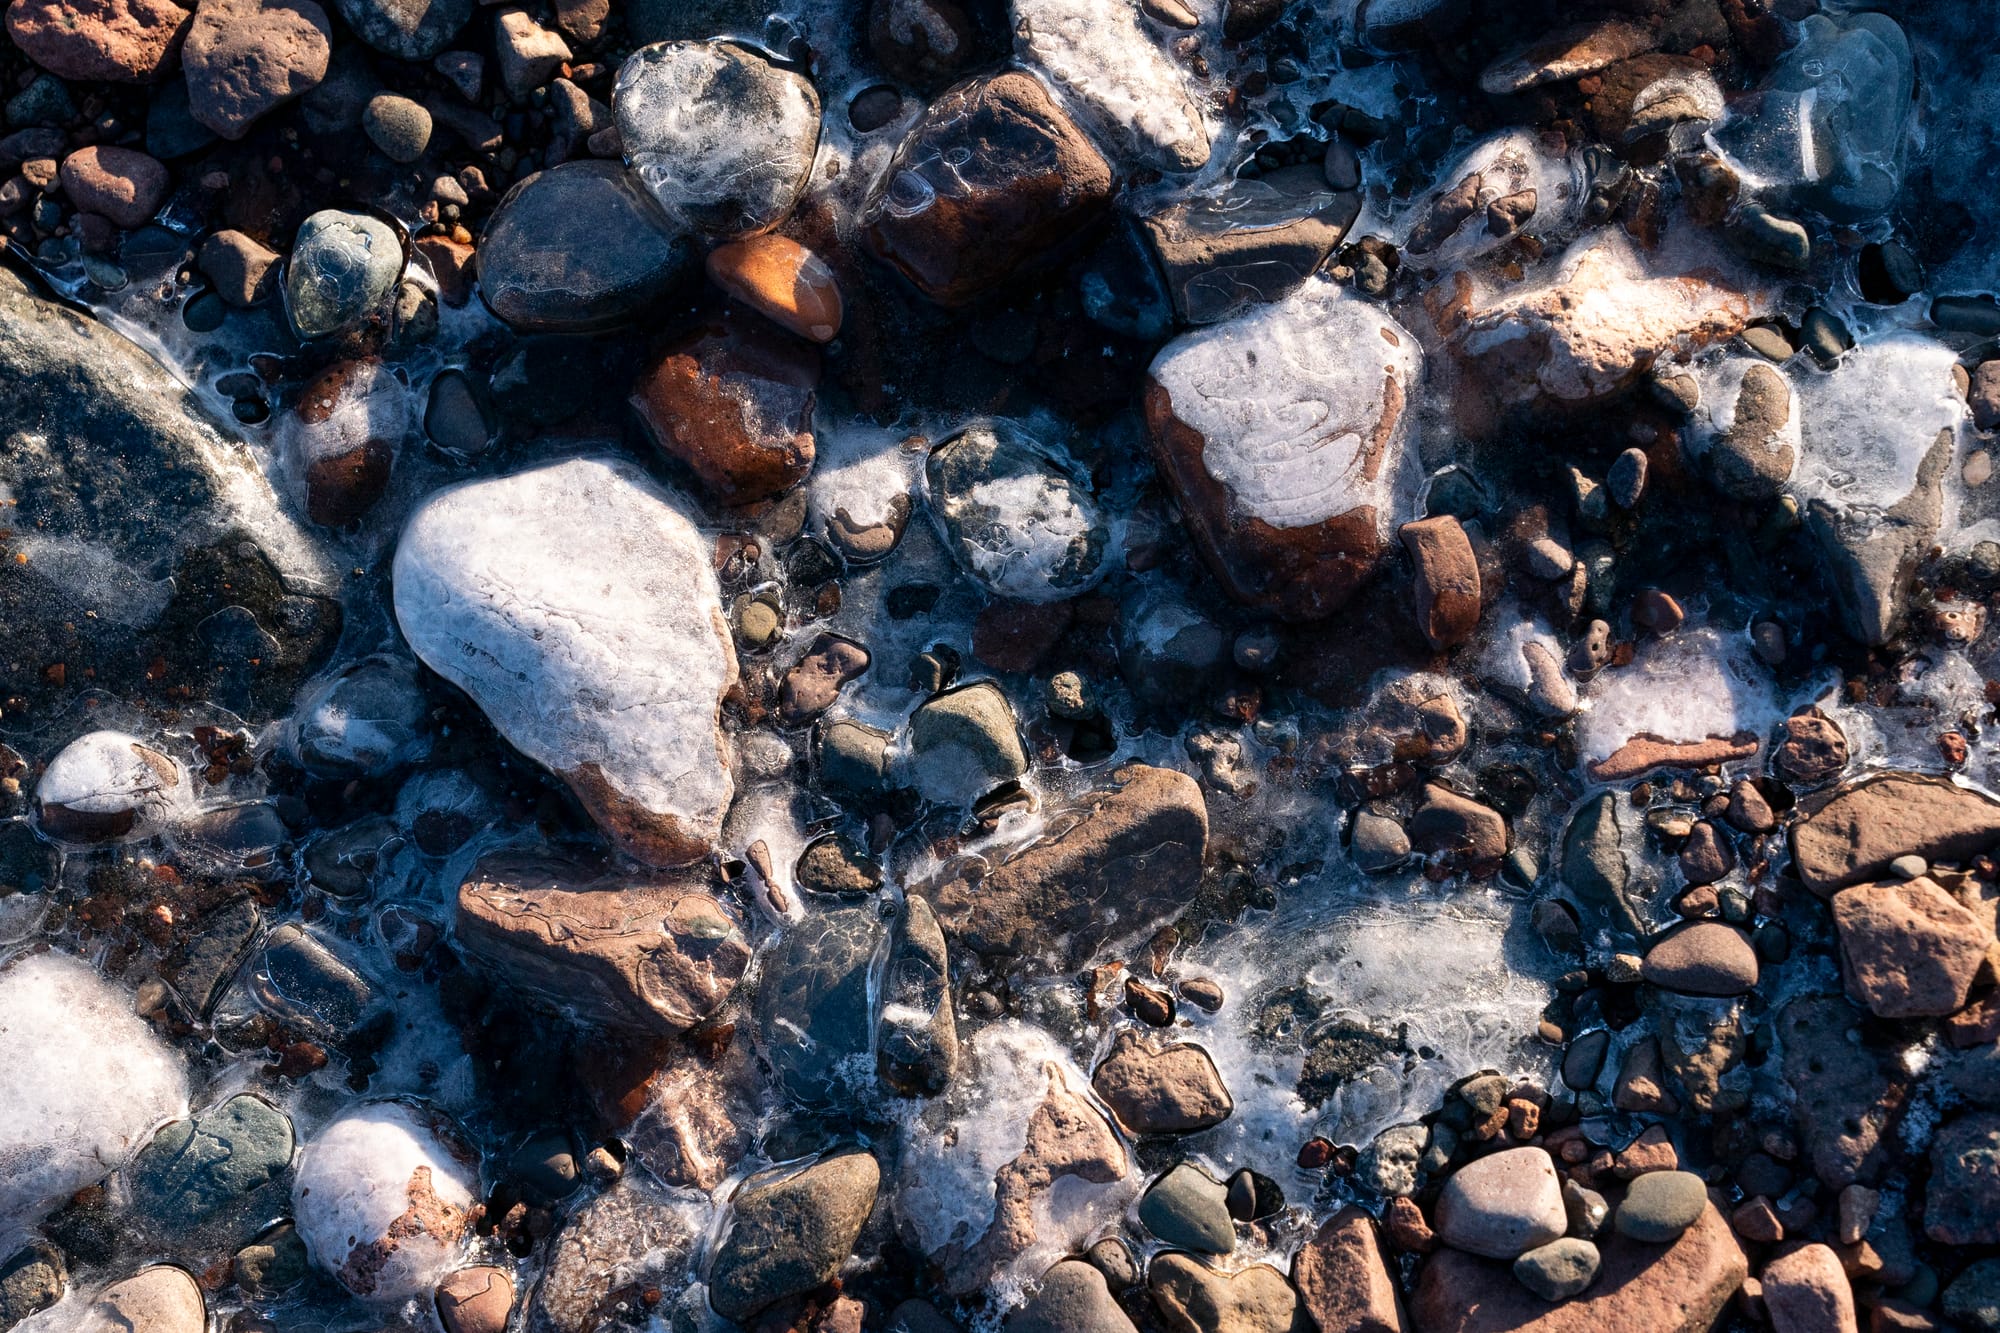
35,729,189,843
926,424,1109,603
0,953,189,1231
293,1101,476,1303
1481,612,1577,717
612,40,820,236
1145,283,1422,619
1578,626,1778,781
1400,129,1585,267
1012,0,1214,172
392,457,738,867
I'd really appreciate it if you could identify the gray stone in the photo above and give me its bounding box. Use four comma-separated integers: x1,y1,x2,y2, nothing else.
1944,1259,2000,1332
0,1242,64,1329
337,0,469,58
818,720,895,798
878,895,959,1096
1361,1123,1428,1197
909,681,1027,805
129,1094,294,1241
1562,793,1643,936
1927,1112,2000,1244
1351,809,1410,872
707,1151,880,1322
926,425,1108,604
1615,1170,1708,1242
1728,204,1810,270
363,93,431,161
284,209,403,340
530,1175,696,1333
1140,168,1360,324
292,654,431,779
1138,1163,1234,1254
752,904,887,1107
1513,1237,1600,1301
1005,1261,1135,1333
233,1223,309,1296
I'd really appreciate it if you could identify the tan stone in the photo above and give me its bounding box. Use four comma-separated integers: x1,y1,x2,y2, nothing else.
1401,516,1480,651
1149,1254,1299,1333
76,1267,205,1333
437,1266,514,1333
1295,1206,1409,1333
1834,876,1990,1017
1091,1031,1232,1135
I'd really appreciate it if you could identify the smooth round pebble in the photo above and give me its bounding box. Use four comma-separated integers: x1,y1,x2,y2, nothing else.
363,92,432,162
1513,1237,1600,1301
1615,1170,1708,1242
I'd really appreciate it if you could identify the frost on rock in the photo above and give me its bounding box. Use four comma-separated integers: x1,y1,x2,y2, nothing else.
0,952,190,1233
613,40,821,237
292,1101,476,1303
35,729,190,844
1145,283,1422,619
1683,355,1799,501
1012,0,1214,173
807,422,918,564
1480,610,1577,718
1398,129,1586,268
1577,626,1781,782
391,457,738,868
926,423,1110,604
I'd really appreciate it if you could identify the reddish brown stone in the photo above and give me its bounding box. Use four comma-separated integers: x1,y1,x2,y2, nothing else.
1090,1030,1232,1135
58,146,169,228
1586,732,1759,782
630,308,817,505
182,0,331,139
1833,876,1990,1018
1791,773,2000,897
438,1266,515,1333
1761,1244,1856,1333
1401,516,1480,651
1294,1206,1408,1333
778,634,869,724
6,0,189,81
1406,783,1506,870
416,234,476,306
706,234,843,344
1774,708,1849,784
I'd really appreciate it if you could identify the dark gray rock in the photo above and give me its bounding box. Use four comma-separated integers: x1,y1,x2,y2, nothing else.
707,1151,880,1322
1004,1261,1136,1333
878,895,958,1096
1138,1163,1233,1254
336,0,470,58
1562,792,1644,936
0,1241,64,1330
1140,167,1360,324
130,1093,294,1241
753,904,888,1107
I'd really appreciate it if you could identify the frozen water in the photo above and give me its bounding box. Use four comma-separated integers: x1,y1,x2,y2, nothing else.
1791,332,1965,513
1012,0,1216,173
35,730,190,843
1576,626,1783,776
1397,129,1586,268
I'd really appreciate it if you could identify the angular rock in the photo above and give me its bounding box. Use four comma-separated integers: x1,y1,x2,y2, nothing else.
1407,784,1506,869
1401,516,1480,651
1833,876,1989,1018
530,1174,697,1333
1293,1206,1408,1333
7,0,189,81
1790,774,2000,896
1141,171,1360,325
1778,995,1904,1187
200,229,281,308
1148,1253,1299,1333
1091,1031,1232,1135
1761,1243,1856,1333
1479,18,1655,95
1927,1111,2000,1244
182,0,331,139
394,458,737,867
908,681,1027,804
879,895,959,1095
708,1151,880,1322
492,7,567,96
1433,1147,1566,1260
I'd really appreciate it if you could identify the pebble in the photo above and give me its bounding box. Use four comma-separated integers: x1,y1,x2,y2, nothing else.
908,681,1028,805
284,209,403,340
292,1102,475,1303
198,229,280,307
1401,515,1481,650
59,146,168,228
1091,1031,1232,1134
1607,447,1648,508
707,1151,880,1322
1138,1162,1234,1254
74,1267,205,1333
1642,922,1758,996
1148,1253,1299,1333
362,92,431,161
182,0,331,139
1006,1261,1136,1333
1351,808,1411,872
1513,1237,1600,1300
707,234,844,343
492,7,568,96
632,308,818,505
437,1266,514,1333
1433,1147,1567,1259
1762,1243,1857,1333
1615,1170,1708,1242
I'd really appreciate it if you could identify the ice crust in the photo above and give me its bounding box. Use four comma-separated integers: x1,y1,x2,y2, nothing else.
1576,626,1781,772
1012,0,1215,173
35,729,189,837
1791,332,1966,513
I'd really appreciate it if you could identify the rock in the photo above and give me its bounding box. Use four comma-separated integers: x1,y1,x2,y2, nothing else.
1146,286,1421,621
1676,822,1733,885
182,0,331,139
1478,18,1655,95
1927,1112,2000,1244
287,357,403,527
1773,709,1848,784
780,636,869,724
1727,205,1810,271
1413,1202,1745,1333
753,904,885,1106
0,1242,64,1328
879,895,959,1095
129,1093,294,1240
1591,55,1722,143
291,654,430,779
476,159,695,332
530,1174,696,1333
1945,1261,2000,1332
493,7,567,95
1614,1171,1708,1242
284,209,403,340
1973,361,2000,433
1757,12,1913,221
1640,924,1759,996
631,308,817,505
199,229,280,306
1091,1032,1232,1135
1148,1253,1299,1333
1012,0,1211,171
7,0,188,81
908,681,1027,804
926,763,1206,967
1761,1244,1855,1333
363,93,431,161
292,1102,474,1303
707,234,844,343
1790,774,2000,896
1513,1239,1599,1302
1140,1163,1234,1254
393,458,737,867
1293,1206,1408,1333
1407,784,1506,869
863,69,1112,306
1401,516,1480,650
1694,359,1797,501
1006,1261,1136,1333
1140,171,1360,326
0,953,189,1230
926,424,1108,604
338,0,468,57
437,1266,514,1333
74,1268,205,1333
36,730,187,843
708,1151,880,1322
613,40,818,235
1833,876,1988,1018
1351,810,1411,872
1434,1148,1566,1260
58,146,167,228
1561,792,1643,935
455,853,751,1035
1778,996,1903,1187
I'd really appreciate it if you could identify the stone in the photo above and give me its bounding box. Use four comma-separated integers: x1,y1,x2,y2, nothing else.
199,229,280,307
1945,1261,2000,1332
1591,55,1722,142
288,357,402,527
1562,792,1642,936
614,40,819,235
1790,774,2000,896
1012,0,1212,172
1927,1112,2000,1244
1762,1244,1855,1333
1478,18,1655,95
707,234,843,343
1402,516,1480,650
35,730,188,843
1973,361,2000,433
493,7,568,95
1615,1171,1708,1242
291,653,430,780
1833,876,1988,1018
864,69,1113,306
437,1266,513,1333
1513,1239,1599,1302
74,1267,205,1333
1728,205,1810,270
476,159,695,332
1641,924,1758,996
1774,709,1848,784
1407,784,1506,869
7,0,188,81
456,853,750,1035
926,763,1206,967
1677,822,1733,885
363,93,431,162
130,1093,294,1240
1779,996,1903,1187
182,0,331,139
753,904,885,1107
530,1175,696,1333
708,1151,880,1322
926,424,1108,604
1146,286,1421,621
780,637,869,725
292,1102,474,1303
879,895,959,1095
1699,360,1797,501
1006,1261,1136,1333
0,1241,64,1327
1148,1253,1299,1333
1140,1163,1234,1254
1140,172,1360,325
338,0,467,57
630,308,818,506
284,210,403,341
1434,1148,1567,1260
908,681,1027,804
58,146,168,228
1293,1206,1407,1333
1412,1203,1745,1333
1091,1032,1232,1135
1351,809,1410,872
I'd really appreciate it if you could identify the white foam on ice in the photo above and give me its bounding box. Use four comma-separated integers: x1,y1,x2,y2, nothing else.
1012,0,1216,173
1791,332,1966,513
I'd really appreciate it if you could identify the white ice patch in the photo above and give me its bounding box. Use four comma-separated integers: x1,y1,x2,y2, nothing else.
35,729,189,839
1397,128,1585,267
957,472,1101,600
1149,283,1421,530
1791,332,1966,512
1013,0,1215,173
0,953,189,1238
808,421,918,538
1576,626,1781,770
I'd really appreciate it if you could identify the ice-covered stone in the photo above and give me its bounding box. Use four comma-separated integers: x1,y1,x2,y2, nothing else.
0,953,189,1231
1400,130,1586,267
1577,627,1776,782
290,654,432,779
284,209,403,342
1011,0,1213,173
612,40,820,236
292,1101,476,1303
285,357,407,527
926,424,1109,603
1146,283,1422,620
35,729,189,843
1686,356,1798,501
392,457,737,867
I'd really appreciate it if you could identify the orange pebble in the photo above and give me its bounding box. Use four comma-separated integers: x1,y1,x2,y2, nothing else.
706,234,844,344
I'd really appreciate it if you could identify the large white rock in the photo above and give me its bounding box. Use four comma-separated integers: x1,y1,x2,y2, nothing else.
0,953,190,1232
293,1101,476,1304
1012,0,1214,173
392,457,738,867
34,729,190,844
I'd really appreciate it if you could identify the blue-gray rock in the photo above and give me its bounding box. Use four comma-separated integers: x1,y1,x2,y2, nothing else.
1614,1170,1708,1242
130,1093,294,1240
1513,1237,1600,1300
707,1151,880,1322
752,904,886,1107
284,209,404,340
336,0,470,58
1137,1163,1234,1254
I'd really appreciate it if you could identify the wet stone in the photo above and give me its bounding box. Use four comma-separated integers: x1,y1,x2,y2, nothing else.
1139,1163,1234,1254
752,903,886,1107
284,210,402,341
708,1151,880,1322
129,1093,294,1241
1091,1031,1232,1135
927,424,1108,604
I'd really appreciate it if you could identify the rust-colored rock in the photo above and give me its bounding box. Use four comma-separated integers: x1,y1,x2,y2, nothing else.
1091,1030,1233,1135
1585,732,1758,782
437,1266,515,1333
1401,516,1480,651
58,146,169,228
631,308,817,506
1791,773,2000,897
1761,1244,1856,1333
6,0,189,81
1833,876,1990,1018
1294,1206,1409,1333
1406,783,1506,869
706,234,844,344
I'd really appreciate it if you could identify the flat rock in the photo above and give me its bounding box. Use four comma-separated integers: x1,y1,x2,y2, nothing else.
1140,1164,1234,1255
530,1174,696,1333
1148,1253,1299,1333
456,853,751,1035
1146,286,1421,621
1614,1171,1708,1242
1091,1031,1232,1135
1761,1243,1856,1333
1791,774,2000,896
7,0,190,81
1433,1148,1566,1259
1927,1111,2000,1244
925,763,1206,967
753,903,885,1107
1407,784,1506,869
1640,924,1758,996
393,458,737,867
130,1093,294,1241
1833,876,1989,1018
1479,18,1655,95
183,0,331,139
1293,1205,1408,1333
1778,995,1905,1187
708,1151,880,1322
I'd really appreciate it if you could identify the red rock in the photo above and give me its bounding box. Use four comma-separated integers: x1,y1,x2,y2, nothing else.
1833,876,1990,1018
1585,733,1758,782
1641,923,1759,997
1150,1254,1299,1333
707,234,843,344
437,1266,514,1333
1294,1206,1409,1333
777,634,869,724
1407,783,1507,870
58,146,168,228
1774,708,1849,783
1761,1244,1856,1333
6,0,189,81
293,358,401,528
1478,18,1656,95
416,234,476,306
1412,1201,1746,1333
630,309,817,505
1091,1031,1232,1136
182,0,331,140
1731,1197,1783,1244
1385,1195,1435,1253
1791,773,2000,896
1401,516,1480,651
